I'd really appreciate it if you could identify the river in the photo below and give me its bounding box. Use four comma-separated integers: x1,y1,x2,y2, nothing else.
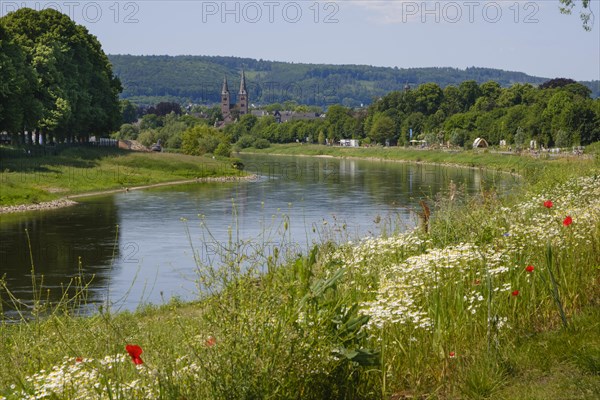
0,154,519,319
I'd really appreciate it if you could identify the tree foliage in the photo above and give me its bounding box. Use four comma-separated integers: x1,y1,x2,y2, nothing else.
114,77,599,154
181,125,227,156
559,0,595,31
0,8,121,142
369,114,395,144
0,24,39,134
148,102,182,117
108,55,600,107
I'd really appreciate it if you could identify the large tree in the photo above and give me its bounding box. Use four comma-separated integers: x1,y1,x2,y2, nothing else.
0,24,41,141
414,83,444,115
1,8,121,142
326,105,354,140
368,113,395,145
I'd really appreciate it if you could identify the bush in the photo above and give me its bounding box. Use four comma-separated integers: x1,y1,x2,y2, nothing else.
318,130,325,145
115,123,139,140
137,129,157,147
253,138,271,149
236,134,255,149
214,142,232,158
584,141,600,155
166,132,183,149
181,125,224,156
554,129,573,148
450,129,468,147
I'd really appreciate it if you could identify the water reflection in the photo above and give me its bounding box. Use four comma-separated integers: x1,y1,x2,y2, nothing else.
0,155,519,319
0,199,119,319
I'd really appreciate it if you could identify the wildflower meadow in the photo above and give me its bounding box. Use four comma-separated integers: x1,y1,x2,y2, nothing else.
1,163,599,399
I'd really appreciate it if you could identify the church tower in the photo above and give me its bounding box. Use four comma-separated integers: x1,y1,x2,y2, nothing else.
221,76,230,118
238,70,248,116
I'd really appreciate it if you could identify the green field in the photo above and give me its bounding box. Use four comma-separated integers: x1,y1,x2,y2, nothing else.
1,149,599,399
0,146,242,206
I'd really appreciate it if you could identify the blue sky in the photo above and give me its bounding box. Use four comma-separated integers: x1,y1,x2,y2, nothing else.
2,1,599,80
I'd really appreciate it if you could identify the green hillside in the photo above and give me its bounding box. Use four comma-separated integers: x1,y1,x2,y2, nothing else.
108,55,600,107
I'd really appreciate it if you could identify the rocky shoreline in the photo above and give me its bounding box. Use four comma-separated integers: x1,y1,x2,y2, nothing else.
0,174,258,215
0,199,79,215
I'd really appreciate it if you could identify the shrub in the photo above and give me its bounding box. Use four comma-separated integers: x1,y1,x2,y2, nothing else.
214,142,232,158
181,125,225,156
137,129,157,147
236,134,255,149
253,138,271,149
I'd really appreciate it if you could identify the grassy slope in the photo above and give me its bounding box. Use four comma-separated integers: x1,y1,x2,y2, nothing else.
1,148,599,399
0,146,241,206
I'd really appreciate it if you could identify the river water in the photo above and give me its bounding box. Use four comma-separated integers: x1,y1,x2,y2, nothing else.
0,154,519,319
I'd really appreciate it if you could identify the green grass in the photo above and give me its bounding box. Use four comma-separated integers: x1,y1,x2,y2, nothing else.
0,146,242,206
242,144,597,186
497,307,600,399
1,149,599,399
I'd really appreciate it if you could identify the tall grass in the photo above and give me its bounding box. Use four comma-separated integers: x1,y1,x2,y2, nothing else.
1,158,599,399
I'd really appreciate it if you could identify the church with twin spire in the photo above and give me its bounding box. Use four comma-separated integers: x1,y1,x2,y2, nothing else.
220,70,248,123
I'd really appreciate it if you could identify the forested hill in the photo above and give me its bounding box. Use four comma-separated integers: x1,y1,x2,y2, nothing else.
108,54,600,107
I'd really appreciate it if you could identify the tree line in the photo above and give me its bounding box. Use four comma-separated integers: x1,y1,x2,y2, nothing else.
109,54,600,108
115,78,598,159
363,79,599,148
0,9,122,145
223,79,598,149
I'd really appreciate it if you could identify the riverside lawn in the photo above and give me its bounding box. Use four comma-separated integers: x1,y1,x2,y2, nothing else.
0,153,599,399
0,146,243,207
241,143,594,179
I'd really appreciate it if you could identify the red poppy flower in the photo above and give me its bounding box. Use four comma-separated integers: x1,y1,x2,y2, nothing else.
449,351,456,358
512,290,519,296
526,265,534,273
563,216,573,226
126,344,144,365
543,200,553,208
205,336,217,347
75,357,83,363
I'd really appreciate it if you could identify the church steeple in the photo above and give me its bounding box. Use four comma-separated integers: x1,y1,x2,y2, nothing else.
239,70,247,95
238,70,248,115
222,76,229,94
221,76,231,118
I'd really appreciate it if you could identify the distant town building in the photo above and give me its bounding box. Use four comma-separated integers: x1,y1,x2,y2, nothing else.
251,110,270,118
273,110,322,123
220,70,249,124
217,71,324,126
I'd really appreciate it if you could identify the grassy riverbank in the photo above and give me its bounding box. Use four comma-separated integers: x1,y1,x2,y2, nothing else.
242,144,597,185
1,150,599,399
0,146,242,207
